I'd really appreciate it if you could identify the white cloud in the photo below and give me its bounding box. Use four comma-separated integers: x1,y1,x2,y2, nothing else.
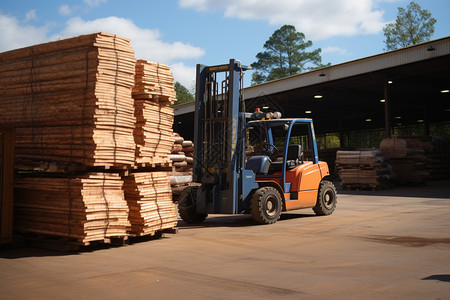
170,62,196,90
84,0,107,7
58,5,72,16
25,10,37,22
55,16,205,63
0,12,48,52
179,0,385,40
1,13,201,87
322,46,350,55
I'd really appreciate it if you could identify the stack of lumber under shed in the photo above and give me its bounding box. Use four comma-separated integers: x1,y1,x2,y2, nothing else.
133,60,175,167
14,173,129,244
0,32,137,171
122,172,177,235
336,149,394,190
169,133,194,201
423,136,450,179
380,137,429,184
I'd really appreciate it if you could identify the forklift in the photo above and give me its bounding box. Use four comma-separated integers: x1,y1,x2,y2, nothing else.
178,59,337,224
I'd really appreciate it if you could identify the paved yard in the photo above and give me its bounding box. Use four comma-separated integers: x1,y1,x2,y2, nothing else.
1,180,449,299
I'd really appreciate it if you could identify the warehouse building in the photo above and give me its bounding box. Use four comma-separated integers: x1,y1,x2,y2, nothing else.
174,36,450,150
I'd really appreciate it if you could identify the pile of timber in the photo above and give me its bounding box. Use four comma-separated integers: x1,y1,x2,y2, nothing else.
122,172,177,236
14,173,129,244
133,60,177,105
133,60,174,167
0,33,137,171
380,137,429,184
423,136,450,179
169,133,194,202
336,149,394,190
5,33,180,246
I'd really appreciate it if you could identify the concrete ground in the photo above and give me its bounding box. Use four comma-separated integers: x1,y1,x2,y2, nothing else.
1,180,449,300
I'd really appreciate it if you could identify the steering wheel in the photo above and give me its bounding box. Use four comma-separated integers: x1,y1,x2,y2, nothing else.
262,143,278,156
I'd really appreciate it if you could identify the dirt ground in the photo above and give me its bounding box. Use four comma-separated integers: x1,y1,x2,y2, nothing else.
1,180,449,299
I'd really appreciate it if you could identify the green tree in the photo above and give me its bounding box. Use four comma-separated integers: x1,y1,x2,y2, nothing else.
251,25,324,85
383,1,437,51
174,81,194,105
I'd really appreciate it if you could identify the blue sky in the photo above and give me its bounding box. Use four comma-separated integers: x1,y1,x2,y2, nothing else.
1,0,449,88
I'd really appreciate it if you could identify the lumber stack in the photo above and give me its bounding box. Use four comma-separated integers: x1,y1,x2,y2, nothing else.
4,34,180,245
336,149,394,190
14,173,129,244
133,60,177,105
134,101,174,166
380,137,429,184
0,32,137,170
133,60,175,167
169,133,194,202
424,136,450,179
122,172,177,235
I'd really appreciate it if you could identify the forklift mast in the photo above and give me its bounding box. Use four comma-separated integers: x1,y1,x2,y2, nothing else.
193,59,251,214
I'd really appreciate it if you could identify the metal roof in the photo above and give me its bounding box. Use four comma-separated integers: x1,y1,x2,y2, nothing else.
243,36,450,100
174,37,450,141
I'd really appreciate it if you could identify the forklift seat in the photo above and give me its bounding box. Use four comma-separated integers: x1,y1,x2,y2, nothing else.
245,155,272,174
287,144,303,168
270,145,303,172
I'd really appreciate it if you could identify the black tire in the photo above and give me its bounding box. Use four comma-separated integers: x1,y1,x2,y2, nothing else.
178,187,207,223
251,186,282,224
313,180,337,216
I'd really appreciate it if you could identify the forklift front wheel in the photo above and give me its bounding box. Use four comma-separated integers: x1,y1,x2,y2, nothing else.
251,187,282,224
313,180,337,216
178,186,207,224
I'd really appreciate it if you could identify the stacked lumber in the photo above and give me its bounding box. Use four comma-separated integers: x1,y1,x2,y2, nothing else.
14,173,129,244
133,60,177,105
380,137,429,184
122,172,177,235
336,149,394,190
0,32,137,170
169,133,194,201
133,60,175,167
5,34,180,244
424,136,450,179
134,101,174,166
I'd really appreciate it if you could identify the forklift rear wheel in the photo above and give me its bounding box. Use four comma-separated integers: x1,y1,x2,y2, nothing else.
313,180,337,216
178,186,207,223
251,186,282,224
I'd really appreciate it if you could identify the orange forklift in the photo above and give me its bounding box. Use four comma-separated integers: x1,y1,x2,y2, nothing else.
178,59,337,224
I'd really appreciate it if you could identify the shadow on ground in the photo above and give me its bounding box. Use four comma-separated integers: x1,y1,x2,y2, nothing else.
336,179,450,199
177,212,316,229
